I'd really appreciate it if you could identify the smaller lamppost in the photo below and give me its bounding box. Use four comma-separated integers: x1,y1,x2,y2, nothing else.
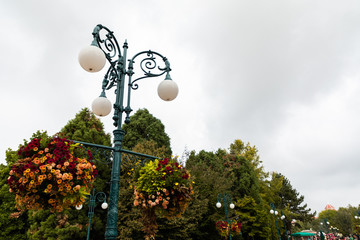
216,193,235,240
320,219,330,240
280,210,289,240
76,189,108,240
355,211,360,238
270,203,281,240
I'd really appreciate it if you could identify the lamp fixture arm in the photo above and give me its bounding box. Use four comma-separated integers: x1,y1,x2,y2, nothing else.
91,24,122,65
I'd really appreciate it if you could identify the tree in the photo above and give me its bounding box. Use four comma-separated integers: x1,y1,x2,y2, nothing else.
332,207,353,236
265,172,315,239
235,196,271,239
0,150,30,240
185,140,270,240
122,108,172,156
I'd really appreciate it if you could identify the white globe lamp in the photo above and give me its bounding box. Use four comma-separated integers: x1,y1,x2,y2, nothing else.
157,74,178,101
92,96,112,117
101,202,108,209
78,45,106,72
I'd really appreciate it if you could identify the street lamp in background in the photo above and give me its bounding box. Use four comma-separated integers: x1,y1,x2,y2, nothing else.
320,219,330,240
216,193,235,240
270,203,281,240
78,24,178,240
354,211,360,238
76,189,108,240
280,210,289,240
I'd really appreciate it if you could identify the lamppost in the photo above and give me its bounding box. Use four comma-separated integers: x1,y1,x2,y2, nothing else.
78,24,178,240
354,211,360,238
270,203,281,240
291,219,297,235
280,210,289,240
216,193,235,240
76,189,108,240
320,219,330,240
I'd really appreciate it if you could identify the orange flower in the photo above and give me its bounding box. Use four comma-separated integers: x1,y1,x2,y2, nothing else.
38,150,44,154
47,184,52,189
57,179,62,184
33,147,38,151
44,148,49,153
33,159,40,165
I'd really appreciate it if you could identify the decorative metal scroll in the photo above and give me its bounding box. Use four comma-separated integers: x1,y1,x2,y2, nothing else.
128,51,171,89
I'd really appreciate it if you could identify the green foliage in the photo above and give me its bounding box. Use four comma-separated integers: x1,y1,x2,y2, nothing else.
59,108,111,146
0,160,29,240
318,209,337,221
235,196,271,239
332,207,353,236
122,108,172,156
136,159,165,193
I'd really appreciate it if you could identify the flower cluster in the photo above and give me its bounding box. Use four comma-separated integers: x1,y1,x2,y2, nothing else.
133,158,193,219
216,220,242,237
8,137,97,213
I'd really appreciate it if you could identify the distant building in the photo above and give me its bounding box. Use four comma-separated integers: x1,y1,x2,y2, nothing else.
324,204,336,211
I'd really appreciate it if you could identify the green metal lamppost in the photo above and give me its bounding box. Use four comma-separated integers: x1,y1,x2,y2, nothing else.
320,219,330,240
76,189,108,240
78,24,178,240
216,193,235,240
280,210,289,240
270,203,281,240
354,211,360,238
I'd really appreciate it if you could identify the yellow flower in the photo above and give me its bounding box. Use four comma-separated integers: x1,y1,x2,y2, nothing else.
175,183,179,186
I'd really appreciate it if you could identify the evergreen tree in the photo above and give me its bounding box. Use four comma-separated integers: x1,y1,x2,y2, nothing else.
122,108,172,156
0,150,30,240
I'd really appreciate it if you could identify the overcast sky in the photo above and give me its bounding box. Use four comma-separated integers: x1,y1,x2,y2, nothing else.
1,0,360,216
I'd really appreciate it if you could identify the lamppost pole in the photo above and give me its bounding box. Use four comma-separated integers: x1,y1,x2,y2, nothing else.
270,203,281,240
78,24,178,240
76,189,108,240
320,218,330,239
355,211,360,238
216,193,235,240
280,210,289,240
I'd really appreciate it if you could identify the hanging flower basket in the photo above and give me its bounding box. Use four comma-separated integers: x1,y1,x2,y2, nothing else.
8,137,98,214
132,158,193,239
216,220,242,237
